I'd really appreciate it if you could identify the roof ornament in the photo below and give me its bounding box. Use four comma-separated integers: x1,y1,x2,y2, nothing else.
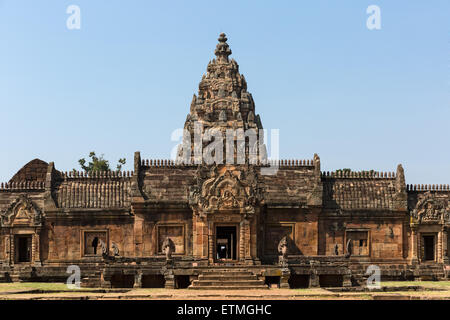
214,33,232,62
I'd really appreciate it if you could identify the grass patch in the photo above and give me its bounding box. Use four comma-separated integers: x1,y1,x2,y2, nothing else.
0,282,93,293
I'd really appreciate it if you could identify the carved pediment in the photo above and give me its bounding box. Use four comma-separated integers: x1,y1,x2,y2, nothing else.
412,191,449,223
189,165,263,216
1,194,42,227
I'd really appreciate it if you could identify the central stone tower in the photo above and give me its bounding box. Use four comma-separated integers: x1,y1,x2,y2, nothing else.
178,33,267,165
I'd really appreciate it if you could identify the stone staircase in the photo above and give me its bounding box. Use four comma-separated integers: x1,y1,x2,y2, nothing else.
189,269,268,290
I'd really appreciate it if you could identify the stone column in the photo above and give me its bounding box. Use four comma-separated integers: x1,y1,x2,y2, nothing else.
239,220,245,261
279,268,291,289
5,234,11,265
438,230,443,263
309,261,320,288
133,271,142,288
443,227,449,264
411,227,419,265
33,230,42,266
343,269,352,287
8,233,14,265
164,269,175,289
208,221,214,264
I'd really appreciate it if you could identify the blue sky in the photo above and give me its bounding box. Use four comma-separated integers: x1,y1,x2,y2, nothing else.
0,0,449,184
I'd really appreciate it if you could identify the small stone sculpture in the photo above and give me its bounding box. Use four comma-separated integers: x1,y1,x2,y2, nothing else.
162,237,176,261
278,236,289,267
111,242,119,256
345,239,353,258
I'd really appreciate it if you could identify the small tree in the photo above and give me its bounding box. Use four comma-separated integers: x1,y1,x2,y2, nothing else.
75,152,126,173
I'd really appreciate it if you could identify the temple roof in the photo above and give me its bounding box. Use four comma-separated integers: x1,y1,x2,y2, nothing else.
9,159,48,183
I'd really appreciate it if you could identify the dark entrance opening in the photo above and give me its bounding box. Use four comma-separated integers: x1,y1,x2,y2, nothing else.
110,274,134,288
319,275,343,287
289,275,310,288
216,226,237,261
424,235,435,261
16,235,32,263
142,275,165,288
176,275,191,289
265,276,281,288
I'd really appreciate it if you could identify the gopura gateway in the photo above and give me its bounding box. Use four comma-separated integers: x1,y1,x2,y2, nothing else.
1,34,449,289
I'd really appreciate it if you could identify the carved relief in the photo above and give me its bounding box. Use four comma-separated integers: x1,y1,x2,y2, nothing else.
189,165,264,216
1,194,42,227
412,191,449,223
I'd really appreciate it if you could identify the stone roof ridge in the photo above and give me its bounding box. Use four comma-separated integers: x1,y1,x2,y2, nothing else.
140,158,317,167
321,170,396,179
0,181,45,191
60,170,133,179
407,184,450,192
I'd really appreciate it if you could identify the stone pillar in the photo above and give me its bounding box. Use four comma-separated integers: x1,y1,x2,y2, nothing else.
208,221,214,264
411,227,419,265
164,270,175,289
438,229,443,263
245,220,251,261
133,271,142,288
8,233,14,265
279,268,291,289
4,234,10,265
343,269,352,287
443,227,449,264
309,261,320,288
33,231,42,266
239,220,245,261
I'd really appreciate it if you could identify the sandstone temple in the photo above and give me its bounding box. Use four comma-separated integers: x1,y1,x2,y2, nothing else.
1,34,449,289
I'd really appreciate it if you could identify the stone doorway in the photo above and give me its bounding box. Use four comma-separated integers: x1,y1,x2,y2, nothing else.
15,235,32,263
216,225,237,261
423,235,435,261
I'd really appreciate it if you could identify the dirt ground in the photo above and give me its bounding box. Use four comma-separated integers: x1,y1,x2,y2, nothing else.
1,281,450,300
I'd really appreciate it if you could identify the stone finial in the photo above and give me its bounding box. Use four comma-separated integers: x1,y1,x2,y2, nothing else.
214,33,232,62
396,164,406,192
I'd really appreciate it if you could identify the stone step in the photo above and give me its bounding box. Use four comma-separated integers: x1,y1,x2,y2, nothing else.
191,280,265,287
188,285,269,290
199,274,258,281
199,270,254,275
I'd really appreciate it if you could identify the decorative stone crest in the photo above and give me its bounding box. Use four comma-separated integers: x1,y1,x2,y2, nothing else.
189,165,263,216
1,194,42,227
412,191,449,223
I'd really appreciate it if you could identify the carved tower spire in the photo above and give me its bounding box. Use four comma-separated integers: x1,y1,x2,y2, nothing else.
177,33,267,165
